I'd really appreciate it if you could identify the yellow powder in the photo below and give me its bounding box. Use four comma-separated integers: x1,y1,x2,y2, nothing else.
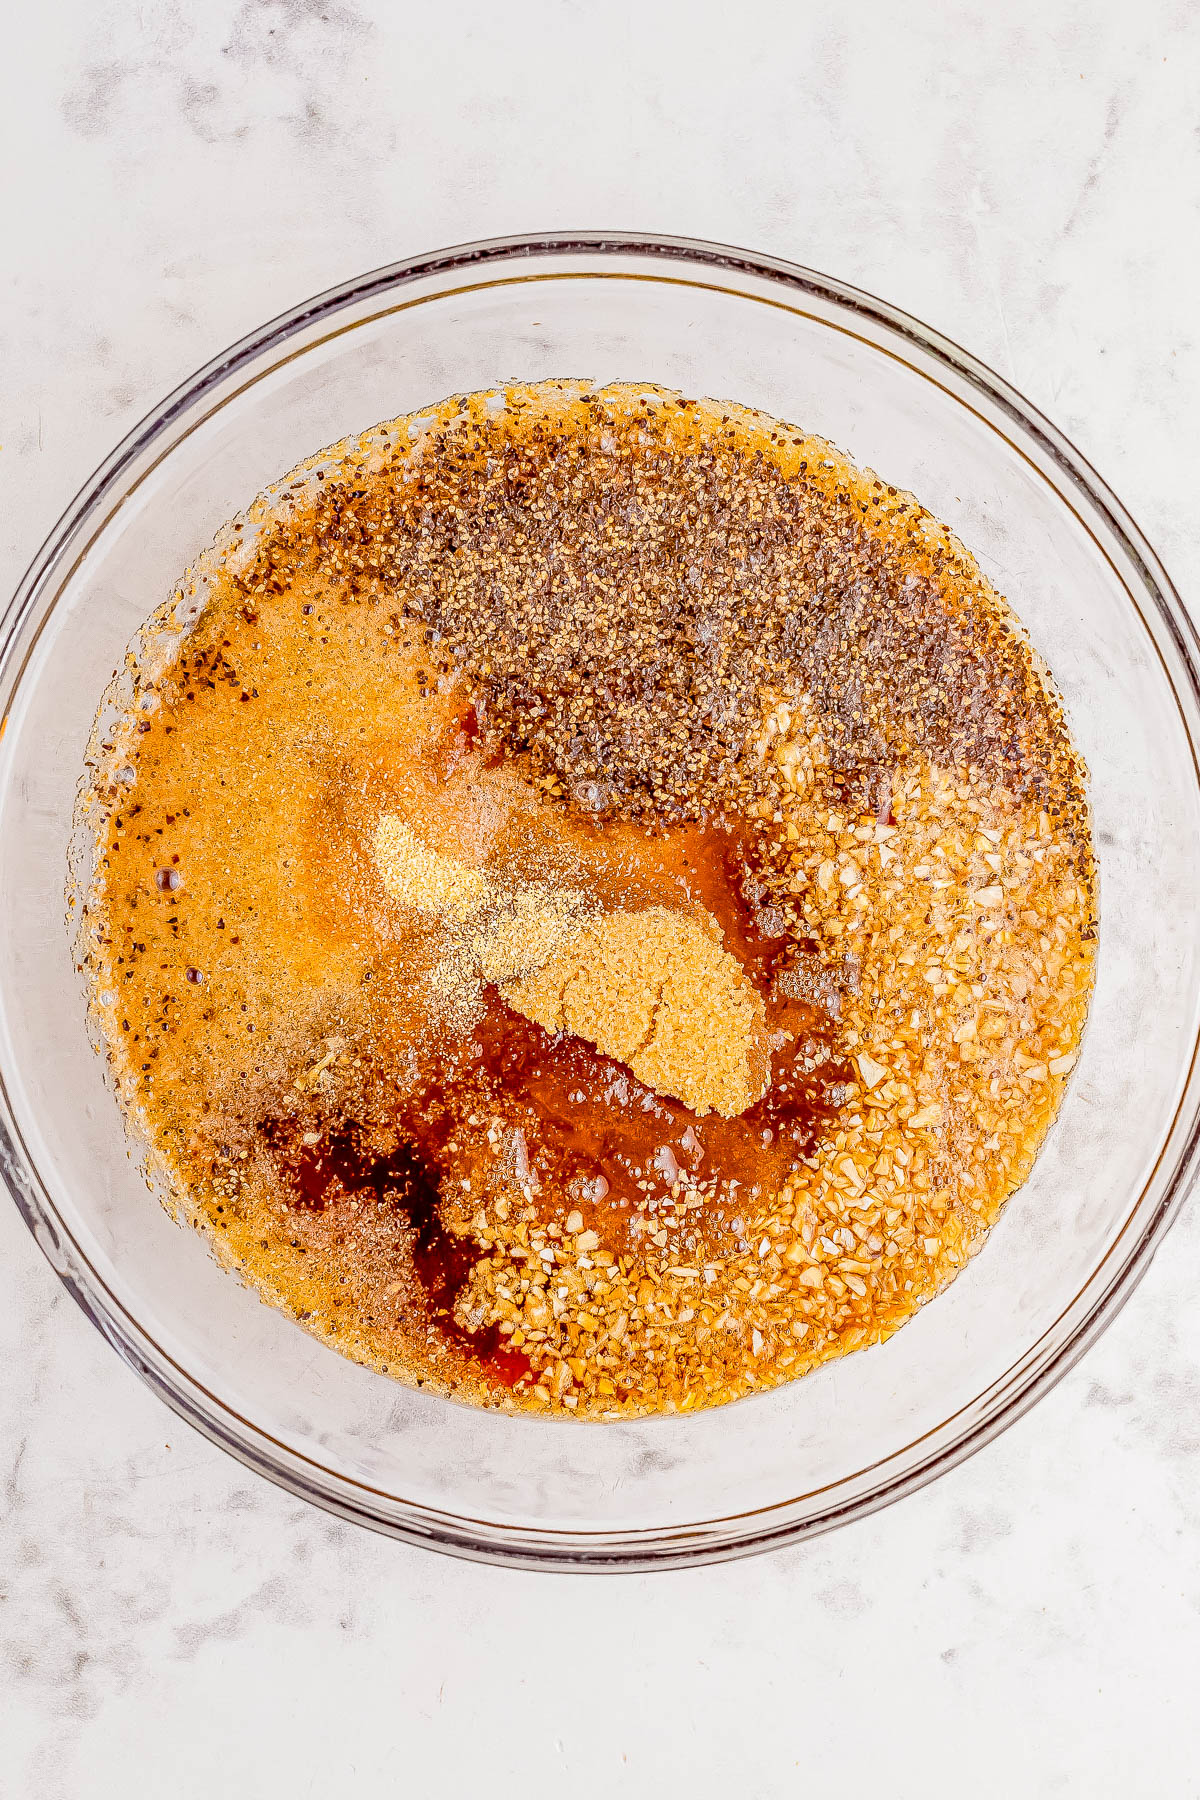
372,815,490,917
503,907,770,1118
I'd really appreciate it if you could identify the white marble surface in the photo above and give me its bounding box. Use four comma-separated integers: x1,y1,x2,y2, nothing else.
3,1,1200,1792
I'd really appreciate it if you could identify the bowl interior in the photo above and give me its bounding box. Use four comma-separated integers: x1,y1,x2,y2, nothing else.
2,241,1198,1565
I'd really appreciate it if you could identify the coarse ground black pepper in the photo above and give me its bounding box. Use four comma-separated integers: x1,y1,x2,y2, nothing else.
238,384,1088,871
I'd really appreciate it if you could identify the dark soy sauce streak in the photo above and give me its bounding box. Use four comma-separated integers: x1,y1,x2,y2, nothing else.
263,1120,530,1387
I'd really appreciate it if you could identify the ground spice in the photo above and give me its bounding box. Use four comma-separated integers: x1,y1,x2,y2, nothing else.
371,809,592,1021
372,815,491,917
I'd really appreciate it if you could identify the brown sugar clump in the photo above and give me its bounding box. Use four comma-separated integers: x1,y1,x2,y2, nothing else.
503,906,770,1117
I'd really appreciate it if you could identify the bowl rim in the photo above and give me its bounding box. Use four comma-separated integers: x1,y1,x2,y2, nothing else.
3,229,1199,1572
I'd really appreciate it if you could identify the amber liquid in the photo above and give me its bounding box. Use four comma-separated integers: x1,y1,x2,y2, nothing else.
82,380,1095,1415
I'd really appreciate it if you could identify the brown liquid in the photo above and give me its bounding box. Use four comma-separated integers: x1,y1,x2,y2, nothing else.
471,995,845,1233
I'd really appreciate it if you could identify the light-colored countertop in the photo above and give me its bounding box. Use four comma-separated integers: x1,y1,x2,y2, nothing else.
3,2,1199,1793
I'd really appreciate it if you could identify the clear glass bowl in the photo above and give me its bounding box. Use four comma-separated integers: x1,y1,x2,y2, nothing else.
3,233,1198,1571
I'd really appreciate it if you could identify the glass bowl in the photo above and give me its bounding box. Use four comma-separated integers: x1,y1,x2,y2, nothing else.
3,233,1198,1571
